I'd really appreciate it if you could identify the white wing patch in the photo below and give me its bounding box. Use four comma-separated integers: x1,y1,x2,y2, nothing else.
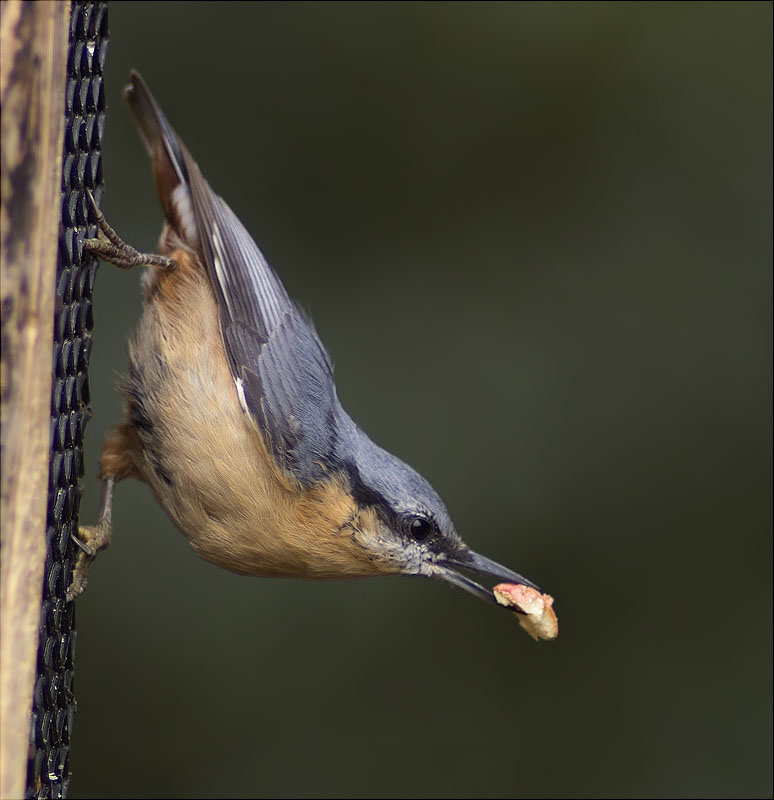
209,221,235,320
171,184,197,243
234,376,250,416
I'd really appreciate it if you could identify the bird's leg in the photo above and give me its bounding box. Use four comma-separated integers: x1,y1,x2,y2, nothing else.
67,477,115,601
83,189,176,270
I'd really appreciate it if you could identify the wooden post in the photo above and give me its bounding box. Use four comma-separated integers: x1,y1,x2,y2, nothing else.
0,2,70,798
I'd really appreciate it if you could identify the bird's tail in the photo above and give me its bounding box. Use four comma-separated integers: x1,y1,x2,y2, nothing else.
124,70,197,246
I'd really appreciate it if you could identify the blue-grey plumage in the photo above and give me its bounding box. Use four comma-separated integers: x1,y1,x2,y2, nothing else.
72,71,547,618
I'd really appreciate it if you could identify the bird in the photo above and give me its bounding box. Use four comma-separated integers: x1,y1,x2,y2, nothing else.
70,70,548,626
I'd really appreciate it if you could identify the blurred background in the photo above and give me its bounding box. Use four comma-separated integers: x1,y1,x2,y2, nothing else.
72,2,771,797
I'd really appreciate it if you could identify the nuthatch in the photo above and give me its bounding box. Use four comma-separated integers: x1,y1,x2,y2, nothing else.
71,71,548,623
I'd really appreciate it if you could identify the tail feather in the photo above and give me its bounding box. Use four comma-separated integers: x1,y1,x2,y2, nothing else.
124,70,195,244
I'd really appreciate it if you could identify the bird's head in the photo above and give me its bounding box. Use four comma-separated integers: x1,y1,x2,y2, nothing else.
342,436,540,607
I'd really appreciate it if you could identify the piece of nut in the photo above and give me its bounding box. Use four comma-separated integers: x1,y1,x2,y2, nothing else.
493,583,559,641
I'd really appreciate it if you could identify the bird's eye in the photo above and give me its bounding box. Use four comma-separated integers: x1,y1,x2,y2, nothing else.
409,516,433,541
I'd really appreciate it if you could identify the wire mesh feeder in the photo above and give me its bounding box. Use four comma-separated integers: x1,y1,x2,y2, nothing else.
26,2,109,797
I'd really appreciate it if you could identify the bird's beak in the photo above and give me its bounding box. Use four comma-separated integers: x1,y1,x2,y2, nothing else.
436,550,541,607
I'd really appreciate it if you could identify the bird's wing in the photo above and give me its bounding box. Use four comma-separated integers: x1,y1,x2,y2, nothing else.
187,161,340,486
125,71,339,486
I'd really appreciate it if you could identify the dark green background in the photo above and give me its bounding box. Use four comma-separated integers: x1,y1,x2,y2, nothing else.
73,2,772,797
